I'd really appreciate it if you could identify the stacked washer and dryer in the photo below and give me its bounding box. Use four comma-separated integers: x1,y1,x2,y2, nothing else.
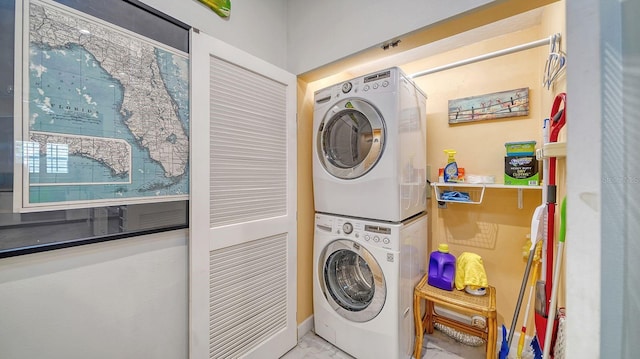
312,67,429,359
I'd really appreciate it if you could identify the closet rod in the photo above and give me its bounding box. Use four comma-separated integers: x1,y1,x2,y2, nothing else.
409,34,558,78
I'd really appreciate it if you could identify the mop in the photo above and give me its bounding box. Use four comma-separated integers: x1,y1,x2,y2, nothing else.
542,197,567,359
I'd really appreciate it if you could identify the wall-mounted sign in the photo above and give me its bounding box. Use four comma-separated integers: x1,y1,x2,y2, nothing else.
448,87,529,124
197,0,231,18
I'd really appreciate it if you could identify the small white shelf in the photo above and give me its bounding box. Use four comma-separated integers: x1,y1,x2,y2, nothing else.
431,182,542,208
536,141,567,159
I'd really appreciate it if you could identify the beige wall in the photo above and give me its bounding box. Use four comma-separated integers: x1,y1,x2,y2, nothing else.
405,17,565,329
296,79,315,323
297,1,566,336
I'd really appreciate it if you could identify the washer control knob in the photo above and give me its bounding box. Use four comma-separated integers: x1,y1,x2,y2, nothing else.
342,222,353,234
355,233,360,238
373,83,379,89
373,236,380,242
364,234,371,241
383,237,390,244
382,80,389,87
341,82,353,93
363,85,370,91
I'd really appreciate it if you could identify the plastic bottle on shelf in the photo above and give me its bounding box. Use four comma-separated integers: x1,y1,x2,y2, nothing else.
443,149,459,183
428,243,456,291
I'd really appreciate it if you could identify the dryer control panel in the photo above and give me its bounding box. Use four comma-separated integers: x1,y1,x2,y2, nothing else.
339,69,395,97
314,68,398,106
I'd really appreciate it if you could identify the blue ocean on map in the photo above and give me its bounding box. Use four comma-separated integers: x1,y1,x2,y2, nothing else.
28,43,190,204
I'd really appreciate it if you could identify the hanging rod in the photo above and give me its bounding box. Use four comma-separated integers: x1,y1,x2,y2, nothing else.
409,33,559,78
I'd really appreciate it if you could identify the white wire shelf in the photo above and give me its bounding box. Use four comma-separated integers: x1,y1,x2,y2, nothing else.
431,182,542,207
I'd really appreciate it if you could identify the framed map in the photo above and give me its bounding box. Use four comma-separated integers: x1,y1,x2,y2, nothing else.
14,0,190,212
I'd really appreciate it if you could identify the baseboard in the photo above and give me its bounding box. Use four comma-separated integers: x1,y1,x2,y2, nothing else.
297,315,314,340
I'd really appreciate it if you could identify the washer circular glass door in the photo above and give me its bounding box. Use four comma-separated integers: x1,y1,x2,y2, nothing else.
320,239,386,322
317,98,385,179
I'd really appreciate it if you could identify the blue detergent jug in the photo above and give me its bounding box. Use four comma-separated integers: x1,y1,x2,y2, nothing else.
428,244,456,291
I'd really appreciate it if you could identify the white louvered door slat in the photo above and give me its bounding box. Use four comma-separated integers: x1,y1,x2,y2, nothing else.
190,29,297,359
209,57,288,227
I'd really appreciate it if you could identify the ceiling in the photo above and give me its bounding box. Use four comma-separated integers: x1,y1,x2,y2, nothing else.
301,5,548,84
353,8,545,77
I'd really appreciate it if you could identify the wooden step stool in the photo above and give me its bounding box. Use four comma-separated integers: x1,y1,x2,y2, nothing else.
413,274,497,359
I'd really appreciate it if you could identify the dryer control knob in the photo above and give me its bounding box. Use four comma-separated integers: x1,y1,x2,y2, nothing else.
341,82,353,93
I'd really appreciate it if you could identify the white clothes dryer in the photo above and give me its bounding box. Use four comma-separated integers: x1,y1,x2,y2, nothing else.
313,67,427,222
313,212,427,359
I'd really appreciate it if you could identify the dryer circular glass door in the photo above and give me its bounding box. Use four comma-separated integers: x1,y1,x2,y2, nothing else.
317,98,385,179
319,239,386,322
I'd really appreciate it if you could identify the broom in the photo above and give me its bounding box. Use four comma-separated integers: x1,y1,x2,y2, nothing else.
517,241,542,359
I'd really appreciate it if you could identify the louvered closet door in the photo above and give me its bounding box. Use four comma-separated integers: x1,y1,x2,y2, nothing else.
190,29,297,359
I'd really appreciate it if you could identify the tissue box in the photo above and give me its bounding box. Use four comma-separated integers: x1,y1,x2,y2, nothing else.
504,156,539,186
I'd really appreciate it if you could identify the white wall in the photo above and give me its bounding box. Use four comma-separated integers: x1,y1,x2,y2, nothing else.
0,230,188,359
286,0,495,75
565,0,602,357
566,0,640,357
0,1,289,358
140,0,288,69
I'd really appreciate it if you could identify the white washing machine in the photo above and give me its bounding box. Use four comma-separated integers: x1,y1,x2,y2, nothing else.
313,67,427,222
313,212,427,359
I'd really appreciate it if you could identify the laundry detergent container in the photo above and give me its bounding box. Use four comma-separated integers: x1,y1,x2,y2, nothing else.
428,244,456,291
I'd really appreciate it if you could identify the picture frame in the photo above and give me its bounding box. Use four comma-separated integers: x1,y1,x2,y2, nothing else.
13,0,191,212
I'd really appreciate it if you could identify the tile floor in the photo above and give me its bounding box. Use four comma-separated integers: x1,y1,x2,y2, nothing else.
281,329,485,359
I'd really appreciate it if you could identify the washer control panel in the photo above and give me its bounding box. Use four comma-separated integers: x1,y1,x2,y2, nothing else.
342,222,353,234
316,214,398,251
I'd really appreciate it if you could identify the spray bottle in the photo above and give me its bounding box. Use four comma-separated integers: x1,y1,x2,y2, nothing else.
443,149,459,183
